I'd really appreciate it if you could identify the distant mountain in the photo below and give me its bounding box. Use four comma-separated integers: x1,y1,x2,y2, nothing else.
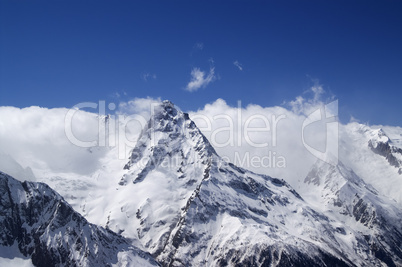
0,171,159,267
0,152,35,181
339,123,402,204
368,128,402,174
304,160,402,266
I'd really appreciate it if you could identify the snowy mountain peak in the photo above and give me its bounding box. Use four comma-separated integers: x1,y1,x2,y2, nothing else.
305,160,376,193
123,100,216,173
303,160,402,265
142,100,192,135
368,128,389,149
148,100,183,131
367,128,402,174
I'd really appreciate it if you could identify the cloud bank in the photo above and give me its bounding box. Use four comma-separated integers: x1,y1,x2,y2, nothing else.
0,106,107,178
1,88,401,203
0,88,333,188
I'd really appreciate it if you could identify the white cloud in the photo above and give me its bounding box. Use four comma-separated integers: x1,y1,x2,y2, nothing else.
3,86,402,206
0,84,335,190
189,95,340,189
194,42,204,50
287,80,332,115
142,72,157,82
118,97,161,116
0,93,329,183
6,92,402,204
311,83,324,102
0,106,107,177
185,67,216,92
233,60,243,71
189,100,314,187
349,116,360,123
0,98,161,179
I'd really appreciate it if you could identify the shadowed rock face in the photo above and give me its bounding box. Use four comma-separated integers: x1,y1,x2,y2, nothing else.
0,171,159,267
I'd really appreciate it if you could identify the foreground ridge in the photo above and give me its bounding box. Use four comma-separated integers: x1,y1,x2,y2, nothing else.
0,171,159,267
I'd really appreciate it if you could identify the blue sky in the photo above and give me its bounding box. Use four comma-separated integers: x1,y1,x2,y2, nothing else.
1,0,401,125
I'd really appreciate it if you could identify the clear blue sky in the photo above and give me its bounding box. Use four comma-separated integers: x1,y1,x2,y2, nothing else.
1,0,401,125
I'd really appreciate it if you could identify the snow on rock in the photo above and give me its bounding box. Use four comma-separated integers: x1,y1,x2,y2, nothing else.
304,159,402,266
339,123,402,203
367,128,402,174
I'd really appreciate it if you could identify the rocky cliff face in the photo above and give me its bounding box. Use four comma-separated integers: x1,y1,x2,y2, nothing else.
0,171,159,267
368,128,402,174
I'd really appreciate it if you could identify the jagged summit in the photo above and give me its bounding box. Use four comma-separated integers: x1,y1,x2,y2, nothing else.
368,128,389,148
153,100,181,119
146,100,184,132
367,128,402,174
123,100,216,172
139,100,192,134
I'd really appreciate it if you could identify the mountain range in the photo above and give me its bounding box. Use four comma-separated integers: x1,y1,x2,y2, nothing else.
1,100,401,266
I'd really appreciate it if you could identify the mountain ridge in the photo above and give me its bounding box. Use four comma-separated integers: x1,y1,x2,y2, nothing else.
2,100,402,266
0,171,159,267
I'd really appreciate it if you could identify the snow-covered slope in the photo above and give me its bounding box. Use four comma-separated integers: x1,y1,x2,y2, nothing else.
0,171,159,267
340,123,402,203
304,160,402,266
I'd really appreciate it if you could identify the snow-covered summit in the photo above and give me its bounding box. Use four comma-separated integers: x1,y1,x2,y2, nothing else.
366,128,402,174
367,128,389,148
122,100,217,180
